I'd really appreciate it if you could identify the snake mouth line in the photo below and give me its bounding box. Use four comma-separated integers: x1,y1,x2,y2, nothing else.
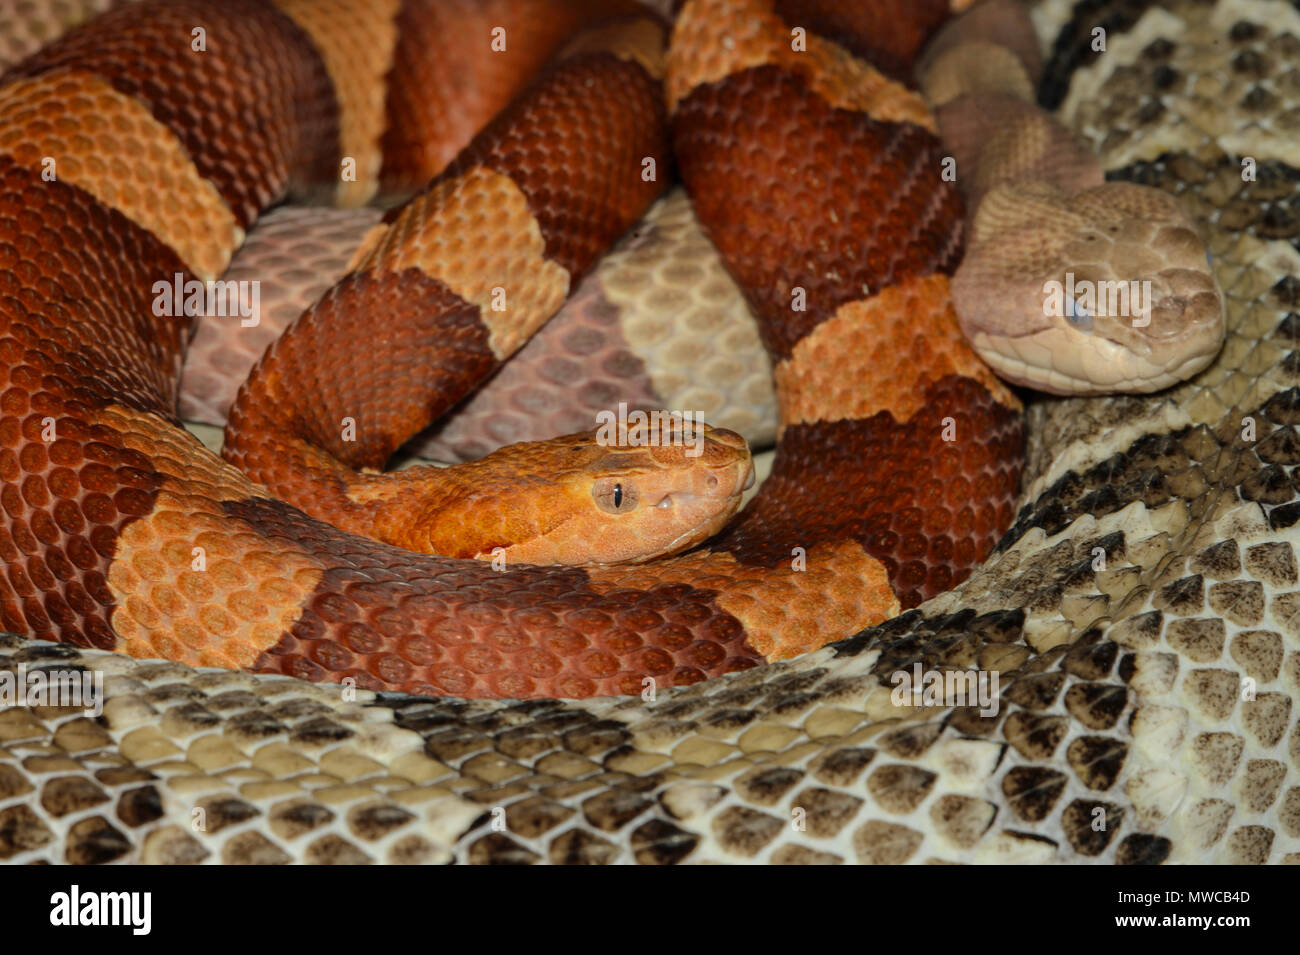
653,486,748,509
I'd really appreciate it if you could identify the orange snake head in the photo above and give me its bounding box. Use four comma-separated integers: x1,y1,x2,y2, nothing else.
377,422,753,566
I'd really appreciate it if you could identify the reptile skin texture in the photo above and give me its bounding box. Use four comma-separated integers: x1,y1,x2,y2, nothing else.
4,0,1290,868
0,0,1023,700
178,191,776,464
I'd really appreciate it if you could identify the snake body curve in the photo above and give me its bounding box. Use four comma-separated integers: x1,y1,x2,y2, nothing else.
0,0,1023,698
174,192,782,465
0,0,1295,866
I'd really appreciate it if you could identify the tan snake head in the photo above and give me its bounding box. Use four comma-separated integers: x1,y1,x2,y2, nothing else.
954,180,1226,395
378,422,754,566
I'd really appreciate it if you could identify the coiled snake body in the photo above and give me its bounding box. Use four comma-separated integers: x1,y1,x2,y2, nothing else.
0,0,1295,864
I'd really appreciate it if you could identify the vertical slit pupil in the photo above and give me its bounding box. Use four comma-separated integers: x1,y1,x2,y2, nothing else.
614,484,623,508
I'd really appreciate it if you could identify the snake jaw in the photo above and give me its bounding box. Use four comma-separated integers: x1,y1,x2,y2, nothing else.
955,180,1227,395
970,317,1223,395
969,260,1226,394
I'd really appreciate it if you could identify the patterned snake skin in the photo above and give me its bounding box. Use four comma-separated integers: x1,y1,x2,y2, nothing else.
0,0,1024,696
179,192,779,465
28,3,779,470
0,0,1296,866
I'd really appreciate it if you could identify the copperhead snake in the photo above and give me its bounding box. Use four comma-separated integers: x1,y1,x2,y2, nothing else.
0,0,1293,865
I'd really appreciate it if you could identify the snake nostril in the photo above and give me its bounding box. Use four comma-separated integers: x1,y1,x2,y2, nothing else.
1154,295,1187,318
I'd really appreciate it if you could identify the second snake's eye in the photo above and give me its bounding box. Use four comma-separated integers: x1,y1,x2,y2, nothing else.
1065,296,1093,330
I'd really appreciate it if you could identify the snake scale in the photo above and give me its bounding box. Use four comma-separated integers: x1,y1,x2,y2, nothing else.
0,0,1294,865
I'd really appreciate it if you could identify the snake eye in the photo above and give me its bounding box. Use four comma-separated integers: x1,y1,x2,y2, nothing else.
1065,296,1092,330
593,478,638,514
